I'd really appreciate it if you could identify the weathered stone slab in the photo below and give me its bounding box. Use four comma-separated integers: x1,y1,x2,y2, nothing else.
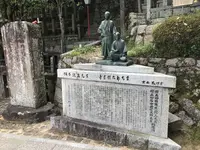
148,136,181,150
51,116,181,150
1,21,46,108
61,79,169,138
73,63,154,74
58,68,176,88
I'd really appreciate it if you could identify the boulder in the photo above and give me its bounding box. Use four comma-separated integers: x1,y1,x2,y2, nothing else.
169,102,179,113
179,98,200,121
176,111,195,126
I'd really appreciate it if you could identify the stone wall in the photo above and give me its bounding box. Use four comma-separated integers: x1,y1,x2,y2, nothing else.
55,56,200,127
130,23,160,45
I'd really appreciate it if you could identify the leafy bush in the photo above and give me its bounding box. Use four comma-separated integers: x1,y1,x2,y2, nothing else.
153,12,200,58
127,43,155,57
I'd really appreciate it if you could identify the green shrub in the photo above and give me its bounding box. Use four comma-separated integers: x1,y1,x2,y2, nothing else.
127,43,155,57
64,46,96,57
153,12,200,58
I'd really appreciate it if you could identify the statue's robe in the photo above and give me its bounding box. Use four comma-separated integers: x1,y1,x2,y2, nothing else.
110,39,127,61
98,20,116,58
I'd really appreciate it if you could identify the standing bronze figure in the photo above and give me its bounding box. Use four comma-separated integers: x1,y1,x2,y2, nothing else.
98,11,116,59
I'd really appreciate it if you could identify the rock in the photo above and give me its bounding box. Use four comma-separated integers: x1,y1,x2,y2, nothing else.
166,58,179,67
168,113,183,132
130,26,138,36
137,25,147,35
168,67,176,74
138,58,148,65
155,67,167,74
181,58,196,67
169,102,179,113
166,58,195,67
135,35,144,45
197,60,200,68
176,67,195,75
183,79,190,86
151,18,166,24
179,98,200,121
149,58,165,64
144,35,153,43
147,63,155,67
2,103,54,123
176,111,195,126
145,25,155,35
192,89,200,97
63,57,72,65
71,56,78,64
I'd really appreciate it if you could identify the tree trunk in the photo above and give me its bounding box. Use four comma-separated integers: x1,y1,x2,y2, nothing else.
120,0,125,37
137,0,142,13
57,1,65,53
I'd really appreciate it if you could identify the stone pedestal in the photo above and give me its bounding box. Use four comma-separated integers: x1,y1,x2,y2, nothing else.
52,63,181,149
1,21,47,108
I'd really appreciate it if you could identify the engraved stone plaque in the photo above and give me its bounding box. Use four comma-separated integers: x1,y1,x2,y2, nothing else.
58,64,176,138
62,80,169,138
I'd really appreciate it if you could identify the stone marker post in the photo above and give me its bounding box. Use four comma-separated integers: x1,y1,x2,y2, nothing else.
1,21,47,108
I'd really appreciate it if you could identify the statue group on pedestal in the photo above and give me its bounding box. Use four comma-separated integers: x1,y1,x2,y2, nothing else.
98,11,127,62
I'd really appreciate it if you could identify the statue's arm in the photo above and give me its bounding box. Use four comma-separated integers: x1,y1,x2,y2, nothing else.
111,41,118,52
111,42,115,51
123,41,127,56
98,21,103,33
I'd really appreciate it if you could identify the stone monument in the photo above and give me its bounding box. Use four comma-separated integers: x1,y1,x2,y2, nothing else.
51,62,181,149
1,21,53,122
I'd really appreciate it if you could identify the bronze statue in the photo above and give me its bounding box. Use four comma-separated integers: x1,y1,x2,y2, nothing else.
110,32,127,62
98,11,116,60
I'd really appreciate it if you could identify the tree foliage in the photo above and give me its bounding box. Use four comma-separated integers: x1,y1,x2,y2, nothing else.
0,0,48,21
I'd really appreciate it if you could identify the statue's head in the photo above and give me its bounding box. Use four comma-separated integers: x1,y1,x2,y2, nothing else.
105,11,110,20
116,32,121,40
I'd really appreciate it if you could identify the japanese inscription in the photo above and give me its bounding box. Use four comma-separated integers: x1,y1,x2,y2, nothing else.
64,80,163,137
149,89,159,132
99,74,129,81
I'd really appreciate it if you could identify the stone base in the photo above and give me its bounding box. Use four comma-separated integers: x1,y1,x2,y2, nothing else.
96,60,133,66
2,103,54,123
51,116,181,150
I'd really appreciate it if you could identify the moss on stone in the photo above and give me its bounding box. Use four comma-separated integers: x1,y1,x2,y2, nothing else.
61,46,99,58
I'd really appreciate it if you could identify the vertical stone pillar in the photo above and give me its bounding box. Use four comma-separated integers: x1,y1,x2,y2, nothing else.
1,21,47,108
147,0,151,20
163,0,168,6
